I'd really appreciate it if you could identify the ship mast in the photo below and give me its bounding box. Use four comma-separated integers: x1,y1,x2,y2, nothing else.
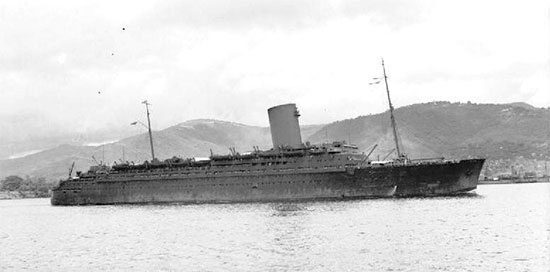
142,100,156,161
381,59,403,158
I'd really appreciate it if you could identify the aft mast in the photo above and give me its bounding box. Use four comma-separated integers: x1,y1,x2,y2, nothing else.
381,59,403,159
142,100,156,161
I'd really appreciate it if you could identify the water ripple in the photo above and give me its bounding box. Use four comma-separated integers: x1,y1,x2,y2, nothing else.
0,183,549,271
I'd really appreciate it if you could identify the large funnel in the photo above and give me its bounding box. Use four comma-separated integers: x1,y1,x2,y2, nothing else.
268,103,303,150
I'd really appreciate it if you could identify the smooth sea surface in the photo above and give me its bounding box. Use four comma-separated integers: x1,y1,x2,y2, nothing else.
1,183,549,272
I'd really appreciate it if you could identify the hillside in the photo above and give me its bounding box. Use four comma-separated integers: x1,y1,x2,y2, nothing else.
0,120,324,180
307,101,549,177
1,102,548,180
309,101,549,160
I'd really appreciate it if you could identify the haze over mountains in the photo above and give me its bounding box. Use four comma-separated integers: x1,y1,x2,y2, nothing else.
1,101,548,180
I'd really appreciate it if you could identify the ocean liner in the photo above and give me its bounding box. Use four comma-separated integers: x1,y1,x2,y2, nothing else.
51,61,485,205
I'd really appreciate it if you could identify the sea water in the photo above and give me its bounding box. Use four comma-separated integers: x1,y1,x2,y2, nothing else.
1,183,549,271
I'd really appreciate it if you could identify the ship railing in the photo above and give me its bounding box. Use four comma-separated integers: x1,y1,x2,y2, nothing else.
409,157,445,162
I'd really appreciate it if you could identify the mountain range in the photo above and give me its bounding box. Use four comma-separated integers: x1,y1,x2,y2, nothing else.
1,101,548,181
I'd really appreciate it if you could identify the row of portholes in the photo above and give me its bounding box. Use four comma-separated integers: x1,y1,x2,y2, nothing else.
105,171,335,182
93,179,329,191
107,167,329,180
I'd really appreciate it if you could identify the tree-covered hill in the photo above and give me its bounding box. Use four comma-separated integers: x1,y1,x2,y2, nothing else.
1,101,548,181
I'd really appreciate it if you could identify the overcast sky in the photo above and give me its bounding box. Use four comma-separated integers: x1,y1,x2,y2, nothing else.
1,0,549,139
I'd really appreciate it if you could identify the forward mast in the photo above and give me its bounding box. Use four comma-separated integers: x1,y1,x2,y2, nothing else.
381,59,404,160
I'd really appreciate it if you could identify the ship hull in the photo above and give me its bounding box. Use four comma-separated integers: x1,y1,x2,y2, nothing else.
51,168,396,205
51,159,484,205
393,158,485,197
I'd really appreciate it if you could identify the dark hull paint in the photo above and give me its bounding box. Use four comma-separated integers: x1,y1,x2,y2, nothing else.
51,159,484,205
51,168,396,205
394,159,485,197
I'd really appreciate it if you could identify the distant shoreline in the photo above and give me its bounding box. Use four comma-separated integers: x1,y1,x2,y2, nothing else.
0,191,51,200
478,179,550,185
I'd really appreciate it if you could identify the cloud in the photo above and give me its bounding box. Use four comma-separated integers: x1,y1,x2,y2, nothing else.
519,65,550,107
139,0,432,31
0,0,548,147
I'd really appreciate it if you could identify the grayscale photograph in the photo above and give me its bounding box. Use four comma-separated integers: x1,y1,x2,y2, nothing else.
0,0,549,271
